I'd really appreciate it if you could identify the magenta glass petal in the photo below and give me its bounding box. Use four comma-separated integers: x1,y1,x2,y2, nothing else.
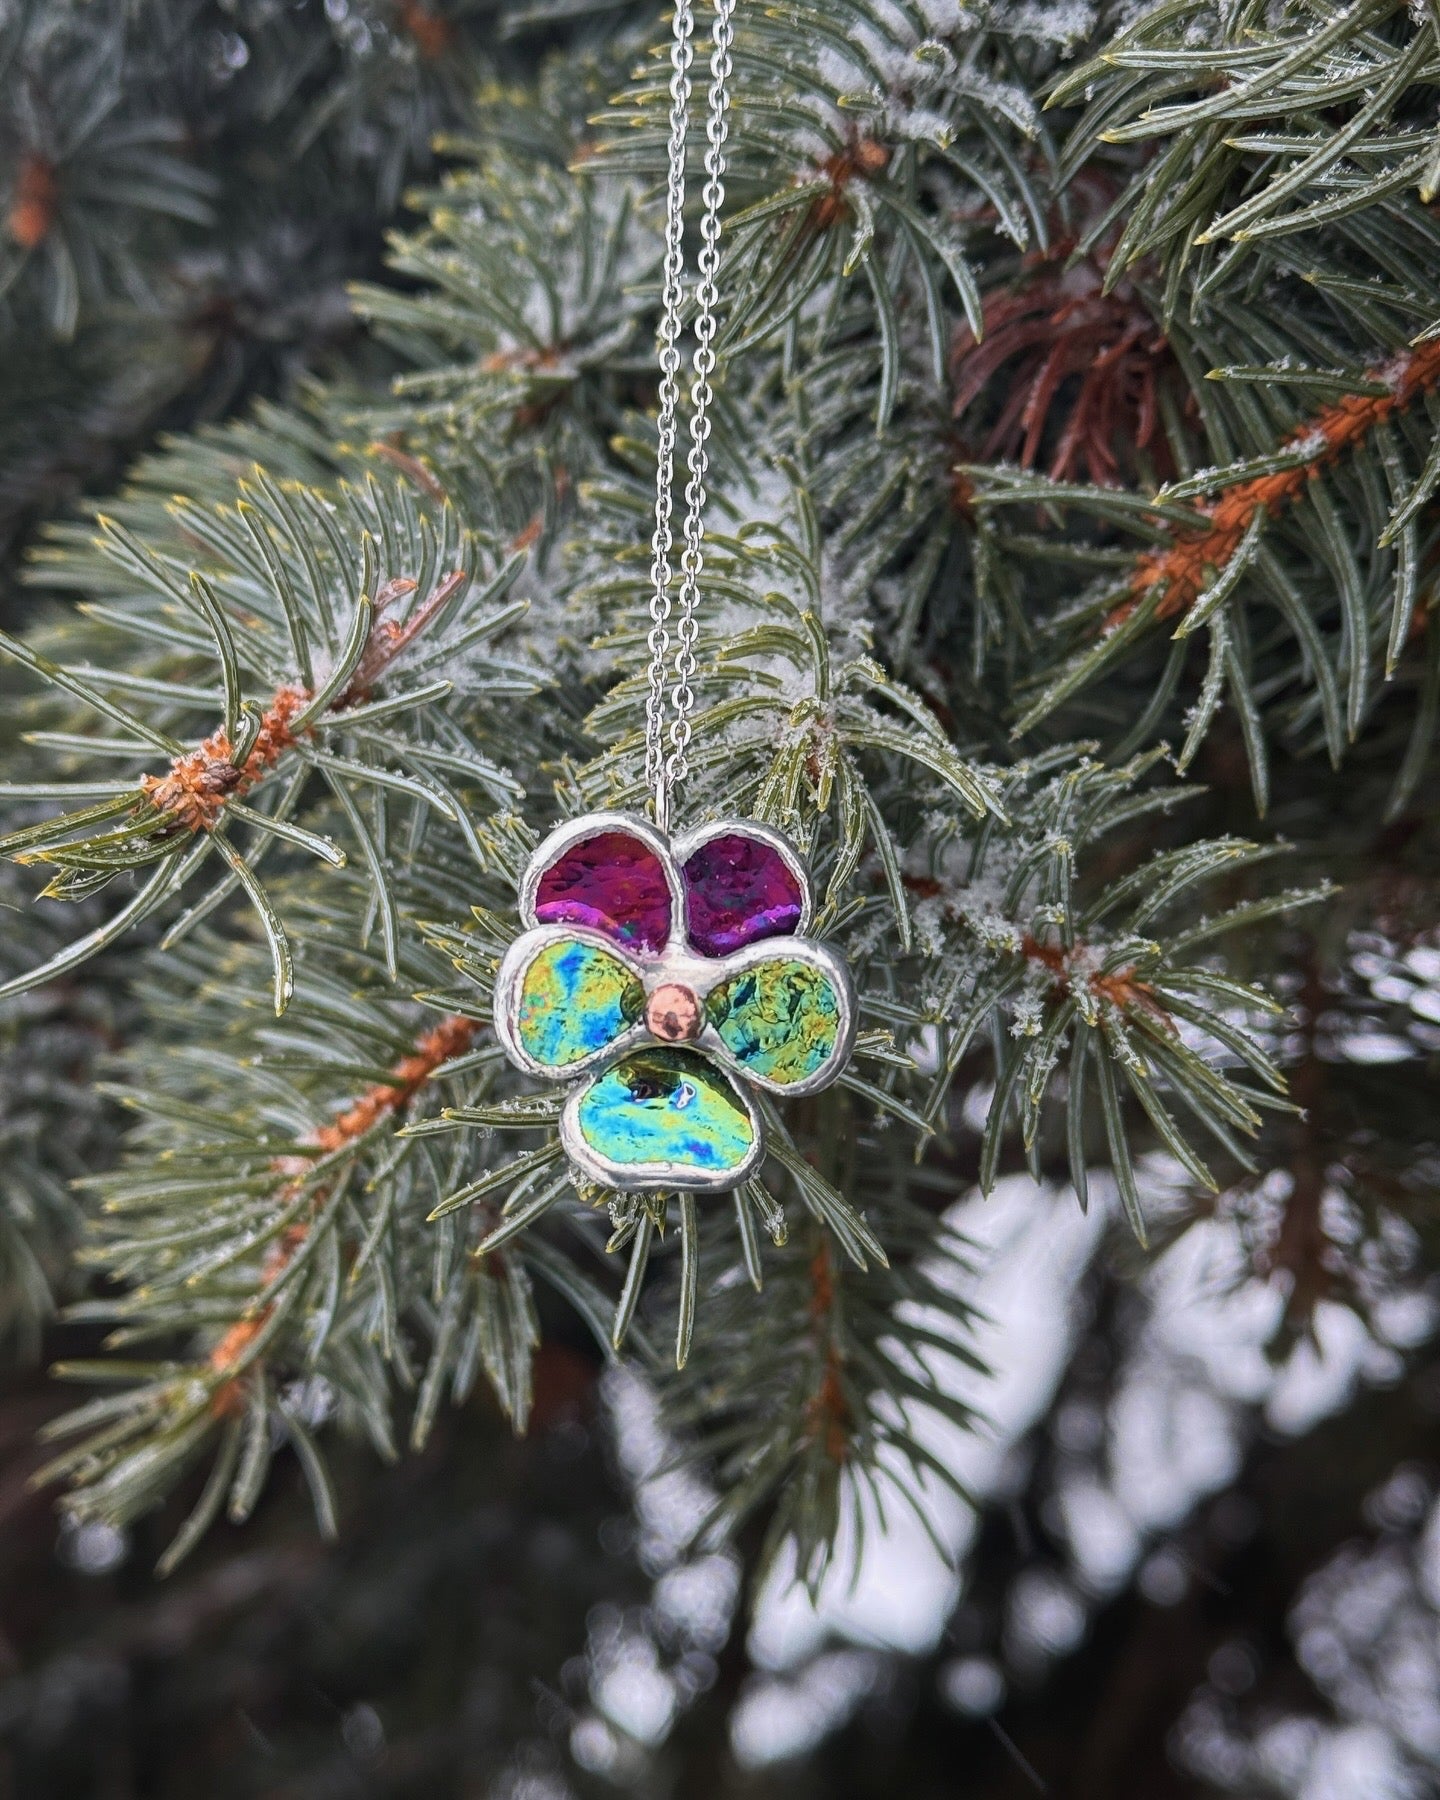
534,830,672,953
682,832,804,957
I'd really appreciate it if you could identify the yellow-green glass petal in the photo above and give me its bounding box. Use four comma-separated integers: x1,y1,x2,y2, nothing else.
517,938,636,1068
708,958,839,1085
575,1048,755,1176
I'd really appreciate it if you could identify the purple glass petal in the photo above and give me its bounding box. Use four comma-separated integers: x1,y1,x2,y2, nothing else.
534,830,672,953
683,832,804,957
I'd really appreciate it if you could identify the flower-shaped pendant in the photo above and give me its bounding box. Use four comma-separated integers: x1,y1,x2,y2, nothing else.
493,813,855,1192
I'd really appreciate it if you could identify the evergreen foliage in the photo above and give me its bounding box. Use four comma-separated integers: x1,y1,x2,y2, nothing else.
0,0,497,558
2,0,1439,1790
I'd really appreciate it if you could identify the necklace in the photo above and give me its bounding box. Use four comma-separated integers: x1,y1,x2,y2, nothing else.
493,0,855,1193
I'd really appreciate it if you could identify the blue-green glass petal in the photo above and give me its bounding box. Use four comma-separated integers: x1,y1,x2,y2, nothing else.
708,958,839,1084
575,1048,755,1176
517,937,637,1068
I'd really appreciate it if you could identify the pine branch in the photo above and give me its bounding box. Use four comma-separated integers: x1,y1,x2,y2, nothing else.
667,1185,986,1591
1,5,1399,1604
1053,0,1440,282
38,971,554,1568
1,470,534,1007
1119,338,1440,630
584,0,1081,417
950,210,1183,489
905,751,1326,1240
970,335,1440,769
206,1011,481,1417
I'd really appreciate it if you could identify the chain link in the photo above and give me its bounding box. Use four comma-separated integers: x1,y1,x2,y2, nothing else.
644,0,736,833
644,1,695,817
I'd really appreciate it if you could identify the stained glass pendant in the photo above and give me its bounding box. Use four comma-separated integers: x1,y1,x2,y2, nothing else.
493,813,855,1192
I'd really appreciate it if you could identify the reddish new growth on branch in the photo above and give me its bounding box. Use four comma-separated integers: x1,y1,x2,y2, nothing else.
138,569,466,834
481,344,573,435
140,686,306,832
397,0,454,59
367,440,447,504
209,1013,480,1412
306,1014,478,1155
808,135,889,232
1021,933,1174,1032
1121,337,1440,627
1257,959,1332,1332
949,463,977,522
904,874,1173,1029
804,1240,850,1464
8,153,58,249
952,242,1174,487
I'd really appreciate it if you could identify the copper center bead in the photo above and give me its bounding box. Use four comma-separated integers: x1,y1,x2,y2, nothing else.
645,982,703,1043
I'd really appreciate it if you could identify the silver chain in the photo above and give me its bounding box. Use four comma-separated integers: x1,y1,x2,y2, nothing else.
645,0,736,834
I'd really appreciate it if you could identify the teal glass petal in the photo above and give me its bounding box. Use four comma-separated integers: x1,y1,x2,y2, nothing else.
708,958,839,1085
517,937,640,1068
575,1048,755,1176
